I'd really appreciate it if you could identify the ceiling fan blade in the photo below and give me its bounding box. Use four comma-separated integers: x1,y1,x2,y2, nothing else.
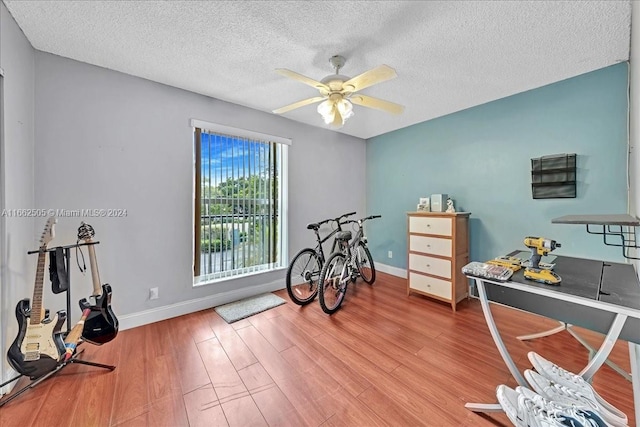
342,65,397,93
350,94,404,115
272,96,325,114
275,68,330,92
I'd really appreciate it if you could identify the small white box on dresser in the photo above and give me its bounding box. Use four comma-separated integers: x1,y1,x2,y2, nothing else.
406,211,470,311
430,194,448,212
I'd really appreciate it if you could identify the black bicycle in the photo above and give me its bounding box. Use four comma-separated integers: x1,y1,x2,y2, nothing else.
285,211,356,305
318,215,381,314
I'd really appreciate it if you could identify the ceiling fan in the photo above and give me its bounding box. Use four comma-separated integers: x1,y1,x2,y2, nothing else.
273,55,404,128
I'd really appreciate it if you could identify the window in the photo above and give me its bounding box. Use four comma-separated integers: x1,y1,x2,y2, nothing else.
192,120,288,284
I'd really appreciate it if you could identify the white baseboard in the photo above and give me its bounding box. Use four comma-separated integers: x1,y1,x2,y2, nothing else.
376,262,407,279
119,279,285,331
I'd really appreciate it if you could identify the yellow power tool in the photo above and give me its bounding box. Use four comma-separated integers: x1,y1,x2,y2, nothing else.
523,236,562,285
486,256,522,272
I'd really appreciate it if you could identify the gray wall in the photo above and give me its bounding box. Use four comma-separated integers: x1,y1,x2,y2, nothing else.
0,2,36,388
33,52,366,327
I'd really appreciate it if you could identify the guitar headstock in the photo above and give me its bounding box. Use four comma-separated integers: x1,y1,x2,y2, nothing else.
40,217,57,249
77,221,96,242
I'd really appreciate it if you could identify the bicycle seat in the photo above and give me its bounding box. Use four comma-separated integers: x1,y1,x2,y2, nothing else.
336,231,352,241
306,223,320,231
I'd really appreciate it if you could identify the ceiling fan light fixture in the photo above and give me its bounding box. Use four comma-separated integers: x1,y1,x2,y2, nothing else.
336,98,353,120
317,99,335,124
317,98,353,128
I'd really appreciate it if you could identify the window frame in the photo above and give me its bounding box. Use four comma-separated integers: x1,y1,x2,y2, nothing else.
191,119,289,286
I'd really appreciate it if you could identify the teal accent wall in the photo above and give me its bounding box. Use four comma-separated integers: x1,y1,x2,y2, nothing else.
366,63,629,268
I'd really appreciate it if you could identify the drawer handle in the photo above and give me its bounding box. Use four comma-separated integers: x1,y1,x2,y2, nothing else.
426,264,431,268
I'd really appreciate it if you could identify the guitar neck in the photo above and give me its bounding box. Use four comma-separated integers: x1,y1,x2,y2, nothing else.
86,242,102,296
63,308,91,361
31,250,47,324
64,310,89,345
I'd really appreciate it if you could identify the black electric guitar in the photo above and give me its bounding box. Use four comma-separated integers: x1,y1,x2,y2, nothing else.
77,222,118,345
7,217,67,379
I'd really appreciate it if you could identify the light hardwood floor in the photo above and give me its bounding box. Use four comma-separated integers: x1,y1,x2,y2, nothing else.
0,272,635,426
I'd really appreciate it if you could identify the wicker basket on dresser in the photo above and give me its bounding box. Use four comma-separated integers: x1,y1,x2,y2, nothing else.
407,211,470,311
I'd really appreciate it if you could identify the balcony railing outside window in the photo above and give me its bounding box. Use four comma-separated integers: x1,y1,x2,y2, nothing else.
194,127,285,283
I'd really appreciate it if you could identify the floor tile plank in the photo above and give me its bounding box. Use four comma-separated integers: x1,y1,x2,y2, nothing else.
183,384,228,427
197,338,247,402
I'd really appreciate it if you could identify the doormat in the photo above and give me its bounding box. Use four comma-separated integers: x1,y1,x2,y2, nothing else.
214,293,286,323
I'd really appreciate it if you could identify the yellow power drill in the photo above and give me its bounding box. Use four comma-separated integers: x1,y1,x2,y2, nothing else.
523,237,562,285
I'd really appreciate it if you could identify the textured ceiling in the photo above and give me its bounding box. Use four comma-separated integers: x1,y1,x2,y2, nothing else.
3,1,632,139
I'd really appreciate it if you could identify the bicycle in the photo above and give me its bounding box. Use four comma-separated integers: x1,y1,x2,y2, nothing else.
317,215,381,314
285,211,356,305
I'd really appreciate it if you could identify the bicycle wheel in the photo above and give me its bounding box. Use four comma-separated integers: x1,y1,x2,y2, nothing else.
286,248,321,305
355,243,376,284
318,252,348,314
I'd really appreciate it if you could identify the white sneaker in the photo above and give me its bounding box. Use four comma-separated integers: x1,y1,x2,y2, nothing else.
497,384,590,426
524,370,628,427
516,386,610,427
527,352,628,426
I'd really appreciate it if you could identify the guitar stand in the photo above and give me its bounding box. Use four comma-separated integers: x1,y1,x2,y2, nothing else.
0,242,116,407
0,347,115,407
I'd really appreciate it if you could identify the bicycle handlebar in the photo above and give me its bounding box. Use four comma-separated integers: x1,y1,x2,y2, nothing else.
318,211,356,226
343,215,382,225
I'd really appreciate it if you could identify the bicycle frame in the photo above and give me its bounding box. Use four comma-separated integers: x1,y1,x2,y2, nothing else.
340,217,374,265
332,215,380,281
311,226,340,265
309,212,356,264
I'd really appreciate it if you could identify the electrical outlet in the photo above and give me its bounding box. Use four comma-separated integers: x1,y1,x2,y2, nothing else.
388,250,393,258
149,287,159,300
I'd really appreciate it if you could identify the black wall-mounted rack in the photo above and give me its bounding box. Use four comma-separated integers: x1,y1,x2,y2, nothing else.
532,153,577,199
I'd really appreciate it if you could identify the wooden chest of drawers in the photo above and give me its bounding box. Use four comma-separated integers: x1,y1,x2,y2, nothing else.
407,212,470,311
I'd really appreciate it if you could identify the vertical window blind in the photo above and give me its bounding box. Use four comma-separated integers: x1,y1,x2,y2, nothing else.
194,125,287,283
